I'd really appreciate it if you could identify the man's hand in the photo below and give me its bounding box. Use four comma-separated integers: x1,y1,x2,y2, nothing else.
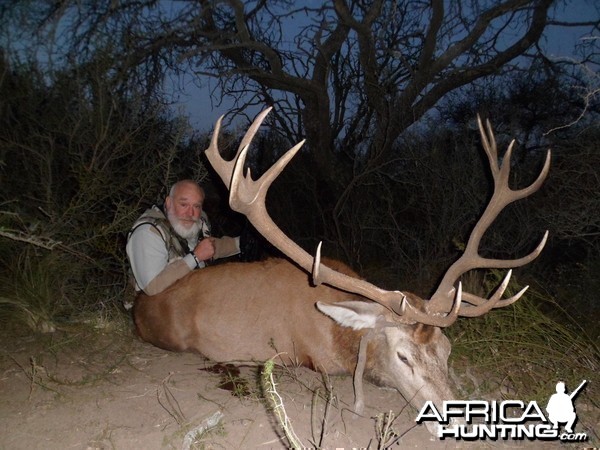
194,238,215,261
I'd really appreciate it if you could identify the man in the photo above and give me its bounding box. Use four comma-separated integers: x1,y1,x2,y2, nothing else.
126,179,240,297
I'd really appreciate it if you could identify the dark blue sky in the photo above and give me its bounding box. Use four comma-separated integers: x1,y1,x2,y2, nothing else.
174,2,598,133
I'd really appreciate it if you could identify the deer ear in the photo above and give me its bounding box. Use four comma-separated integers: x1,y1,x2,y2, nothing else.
316,300,386,330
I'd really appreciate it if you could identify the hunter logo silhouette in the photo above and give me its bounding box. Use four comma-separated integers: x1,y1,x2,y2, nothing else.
545,380,587,433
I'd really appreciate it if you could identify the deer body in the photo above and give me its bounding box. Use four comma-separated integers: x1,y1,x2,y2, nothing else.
134,258,351,371
134,257,455,420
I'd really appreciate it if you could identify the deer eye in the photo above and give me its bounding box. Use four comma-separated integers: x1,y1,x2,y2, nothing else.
396,352,410,365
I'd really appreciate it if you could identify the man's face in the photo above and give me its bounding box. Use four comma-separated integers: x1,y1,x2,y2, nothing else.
165,182,204,239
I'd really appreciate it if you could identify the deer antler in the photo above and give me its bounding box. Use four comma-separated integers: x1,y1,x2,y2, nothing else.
426,116,551,317
206,108,430,324
205,109,550,327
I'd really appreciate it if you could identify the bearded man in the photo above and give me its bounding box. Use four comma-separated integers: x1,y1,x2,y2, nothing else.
126,180,240,297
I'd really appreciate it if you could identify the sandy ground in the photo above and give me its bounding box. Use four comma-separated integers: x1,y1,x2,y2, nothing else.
0,327,596,449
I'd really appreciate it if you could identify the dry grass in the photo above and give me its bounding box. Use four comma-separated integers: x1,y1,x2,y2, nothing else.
448,270,599,442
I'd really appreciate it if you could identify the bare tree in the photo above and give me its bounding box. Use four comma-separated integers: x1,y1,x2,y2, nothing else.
5,1,597,180
2,0,597,264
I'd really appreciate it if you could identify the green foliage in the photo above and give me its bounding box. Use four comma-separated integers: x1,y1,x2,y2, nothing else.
448,270,599,405
0,251,72,333
0,51,208,329
0,248,128,333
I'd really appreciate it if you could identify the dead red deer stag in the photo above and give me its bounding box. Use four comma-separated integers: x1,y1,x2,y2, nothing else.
133,108,550,435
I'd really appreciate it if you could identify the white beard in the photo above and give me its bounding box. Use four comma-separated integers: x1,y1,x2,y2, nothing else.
167,210,202,242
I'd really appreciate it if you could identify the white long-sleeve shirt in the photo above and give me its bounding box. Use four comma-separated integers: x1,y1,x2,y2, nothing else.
126,221,205,293
126,206,240,296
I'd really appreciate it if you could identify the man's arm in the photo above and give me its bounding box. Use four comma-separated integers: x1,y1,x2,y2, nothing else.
213,236,241,259
126,224,199,295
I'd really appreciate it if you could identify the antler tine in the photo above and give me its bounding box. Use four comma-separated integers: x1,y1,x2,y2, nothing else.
454,270,527,317
462,285,529,311
513,147,552,200
479,115,501,174
313,241,323,285
238,107,274,160
205,114,229,186
205,107,273,188
427,116,551,317
229,139,306,212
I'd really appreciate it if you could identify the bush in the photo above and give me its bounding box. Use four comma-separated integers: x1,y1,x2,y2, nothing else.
0,52,207,327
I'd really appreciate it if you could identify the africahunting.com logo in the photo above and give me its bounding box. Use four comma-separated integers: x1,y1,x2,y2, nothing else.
417,380,589,442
